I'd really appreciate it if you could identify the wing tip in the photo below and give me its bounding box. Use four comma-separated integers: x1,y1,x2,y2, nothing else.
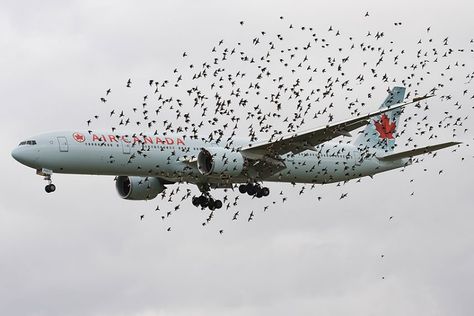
413,94,435,102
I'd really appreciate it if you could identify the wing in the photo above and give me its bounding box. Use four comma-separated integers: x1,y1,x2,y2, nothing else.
240,95,433,159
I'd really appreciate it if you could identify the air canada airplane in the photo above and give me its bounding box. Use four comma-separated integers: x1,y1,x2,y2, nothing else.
12,87,460,210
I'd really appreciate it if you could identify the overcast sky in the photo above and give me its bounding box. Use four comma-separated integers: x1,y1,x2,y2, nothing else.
1,0,473,315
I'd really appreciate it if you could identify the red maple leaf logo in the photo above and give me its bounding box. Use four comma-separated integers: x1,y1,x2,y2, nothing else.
73,132,85,142
374,114,396,139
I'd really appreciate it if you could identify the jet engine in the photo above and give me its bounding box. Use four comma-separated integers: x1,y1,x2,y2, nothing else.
115,176,166,200
197,147,245,177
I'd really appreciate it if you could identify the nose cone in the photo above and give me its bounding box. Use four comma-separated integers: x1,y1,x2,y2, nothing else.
11,147,39,167
11,147,22,162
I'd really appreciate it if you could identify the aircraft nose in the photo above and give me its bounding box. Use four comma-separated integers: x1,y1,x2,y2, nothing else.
11,147,22,162
11,147,39,167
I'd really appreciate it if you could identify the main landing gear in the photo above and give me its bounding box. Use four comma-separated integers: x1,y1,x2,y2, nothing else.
192,194,223,210
238,183,270,198
193,183,223,210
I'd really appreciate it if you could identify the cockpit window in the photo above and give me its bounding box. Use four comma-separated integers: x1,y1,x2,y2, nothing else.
18,140,37,146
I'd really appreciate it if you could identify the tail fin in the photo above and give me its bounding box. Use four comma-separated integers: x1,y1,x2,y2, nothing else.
354,86,406,153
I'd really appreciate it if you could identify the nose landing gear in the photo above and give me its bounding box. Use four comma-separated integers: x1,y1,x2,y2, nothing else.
45,183,56,193
44,174,56,193
38,168,56,193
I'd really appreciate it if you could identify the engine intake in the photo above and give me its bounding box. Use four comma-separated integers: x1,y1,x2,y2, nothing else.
197,147,245,177
115,176,165,200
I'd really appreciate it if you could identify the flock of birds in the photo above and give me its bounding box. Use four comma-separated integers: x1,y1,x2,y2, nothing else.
85,13,473,253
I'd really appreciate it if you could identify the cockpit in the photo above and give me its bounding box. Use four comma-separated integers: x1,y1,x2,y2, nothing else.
18,140,37,146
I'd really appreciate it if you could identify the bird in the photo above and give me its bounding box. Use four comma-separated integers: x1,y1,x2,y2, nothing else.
88,15,470,224
248,211,254,222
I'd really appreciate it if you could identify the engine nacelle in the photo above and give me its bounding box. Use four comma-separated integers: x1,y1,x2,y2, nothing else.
115,176,165,200
197,147,245,177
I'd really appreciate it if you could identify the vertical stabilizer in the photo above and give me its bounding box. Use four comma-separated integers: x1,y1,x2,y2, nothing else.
354,87,406,153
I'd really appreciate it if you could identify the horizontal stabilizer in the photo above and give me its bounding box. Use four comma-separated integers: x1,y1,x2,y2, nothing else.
377,141,461,161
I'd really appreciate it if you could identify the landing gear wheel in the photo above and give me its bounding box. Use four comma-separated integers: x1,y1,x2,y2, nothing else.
41,170,55,193
246,184,257,196
208,198,216,211
237,183,269,198
45,184,56,193
192,196,200,207
199,196,209,208
193,184,223,210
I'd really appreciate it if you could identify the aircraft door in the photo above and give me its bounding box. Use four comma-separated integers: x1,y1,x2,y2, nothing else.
122,142,131,154
57,137,69,152
353,151,361,166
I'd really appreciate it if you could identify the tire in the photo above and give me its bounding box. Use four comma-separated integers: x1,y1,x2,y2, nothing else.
45,185,51,193
247,184,257,195
192,196,200,207
49,184,56,192
256,189,263,198
215,200,223,209
199,196,209,207
262,187,270,197
208,199,215,210
238,184,247,194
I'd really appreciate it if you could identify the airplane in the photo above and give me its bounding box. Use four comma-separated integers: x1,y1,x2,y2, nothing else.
11,87,460,210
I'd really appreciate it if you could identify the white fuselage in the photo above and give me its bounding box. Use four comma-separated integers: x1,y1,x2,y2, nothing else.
11,131,408,187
